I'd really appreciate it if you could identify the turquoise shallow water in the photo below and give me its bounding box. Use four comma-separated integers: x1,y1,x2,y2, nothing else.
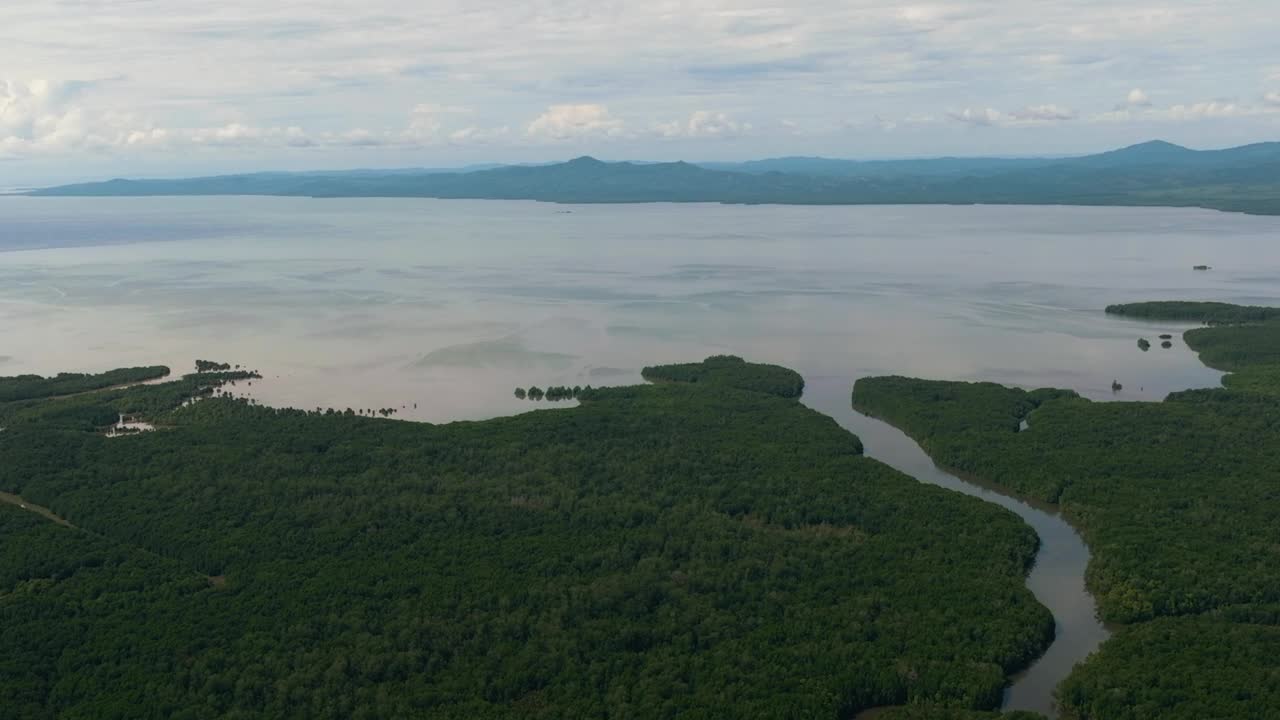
3,197,1278,715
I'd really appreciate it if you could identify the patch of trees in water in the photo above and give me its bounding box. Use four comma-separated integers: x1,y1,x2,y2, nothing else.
1106,301,1280,325
514,385,587,402
0,367,259,434
0,366,169,403
854,301,1280,719
0,358,1052,718
641,354,805,398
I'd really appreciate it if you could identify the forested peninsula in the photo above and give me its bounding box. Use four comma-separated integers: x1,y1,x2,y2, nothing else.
1,358,1048,719
854,301,1280,719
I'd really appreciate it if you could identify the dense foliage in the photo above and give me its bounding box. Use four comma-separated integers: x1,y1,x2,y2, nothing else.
1183,322,1280,373
0,370,258,432
853,301,1280,719
641,355,805,399
0,361,1051,718
1056,615,1280,720
0,365,168,403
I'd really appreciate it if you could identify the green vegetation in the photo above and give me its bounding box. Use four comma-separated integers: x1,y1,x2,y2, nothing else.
514,385,585,402
1056,615,1280,720
0,369,258,433
1105,301,1280,325
854,301,1280,718
0,359,1052,718
0,366,168,403
1184,322,1280,372
195,359,235,372
1136,338,1150,352
641,355,805,398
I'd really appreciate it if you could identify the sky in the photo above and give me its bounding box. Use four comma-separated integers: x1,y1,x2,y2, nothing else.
3,0,1279,184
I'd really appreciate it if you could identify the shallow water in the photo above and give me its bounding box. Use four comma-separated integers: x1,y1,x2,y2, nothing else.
3,197,1279,714
3,198,1275,421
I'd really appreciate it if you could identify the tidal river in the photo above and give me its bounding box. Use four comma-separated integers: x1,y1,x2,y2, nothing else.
805,376,1109,718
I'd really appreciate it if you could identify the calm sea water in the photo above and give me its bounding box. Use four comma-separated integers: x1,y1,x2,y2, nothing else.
3,197,1276,420
4,196,1279,716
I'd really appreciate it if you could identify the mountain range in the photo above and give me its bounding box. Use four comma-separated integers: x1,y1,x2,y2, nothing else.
28,140,1280,216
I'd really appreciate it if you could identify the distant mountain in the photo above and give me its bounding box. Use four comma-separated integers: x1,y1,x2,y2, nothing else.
29,141,1280,216
698,155,1057,178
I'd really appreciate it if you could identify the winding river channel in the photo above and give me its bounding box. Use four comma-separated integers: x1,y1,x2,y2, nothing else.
803,376,1110,719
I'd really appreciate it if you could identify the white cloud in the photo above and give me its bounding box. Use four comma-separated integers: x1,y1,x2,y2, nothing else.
1124,88,1153,108
948,107,1003,126
0,78,145,156
1089,97,1280,123
1,79,83,148
948,105,1076,128
527,104,625,140
448,125,509,144
4,0,1280,175
1264,92,1280,107
654,111,750,139
1008,105,1077,122
404,103,470,142
1166,101,1247,120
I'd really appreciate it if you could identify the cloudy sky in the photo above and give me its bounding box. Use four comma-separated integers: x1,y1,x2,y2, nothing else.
3,0,1279,183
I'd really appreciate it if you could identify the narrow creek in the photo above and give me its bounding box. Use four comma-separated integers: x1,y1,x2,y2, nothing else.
802,376,1110,718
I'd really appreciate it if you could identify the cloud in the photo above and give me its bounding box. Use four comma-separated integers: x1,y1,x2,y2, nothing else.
1,80,83,143
1008,105,1077,122
1166,101,1248,120
448,125,510,144
1124,88,1153,108
527,104,625,140
1089,97,1280,123
948,107,1003,126
0,78,144,156
947,104,1077,128
404,103,470,141
5,0,1280,175
0,80,514,159
654,111,751,139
